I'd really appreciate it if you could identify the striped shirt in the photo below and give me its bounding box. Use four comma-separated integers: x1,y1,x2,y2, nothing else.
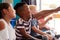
15,18,32,39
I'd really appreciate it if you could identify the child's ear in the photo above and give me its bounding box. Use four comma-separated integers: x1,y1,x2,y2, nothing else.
2,9,8,15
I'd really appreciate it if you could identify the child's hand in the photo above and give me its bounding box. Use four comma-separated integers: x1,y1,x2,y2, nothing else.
55,7,60,12
47,17,53,21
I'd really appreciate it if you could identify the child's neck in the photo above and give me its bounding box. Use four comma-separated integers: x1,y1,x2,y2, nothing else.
22,16,30,21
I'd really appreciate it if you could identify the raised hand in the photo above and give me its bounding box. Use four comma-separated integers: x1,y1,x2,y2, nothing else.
47,17,53,21
55,7,60,12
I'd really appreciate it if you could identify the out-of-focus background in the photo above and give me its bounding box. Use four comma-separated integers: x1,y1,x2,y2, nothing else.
1,0,60,34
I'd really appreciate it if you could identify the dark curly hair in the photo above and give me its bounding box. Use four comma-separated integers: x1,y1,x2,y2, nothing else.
14,2,26,10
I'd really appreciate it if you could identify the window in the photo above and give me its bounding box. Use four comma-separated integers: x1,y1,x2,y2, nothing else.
41,0,60,34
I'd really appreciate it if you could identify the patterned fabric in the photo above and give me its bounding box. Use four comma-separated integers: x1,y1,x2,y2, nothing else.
15,18,32,39
30,18,39,36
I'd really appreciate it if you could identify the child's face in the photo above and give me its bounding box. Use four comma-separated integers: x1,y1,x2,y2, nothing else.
23,4,30,16
7,4,16,19
17,4,31,18
29,5,37,14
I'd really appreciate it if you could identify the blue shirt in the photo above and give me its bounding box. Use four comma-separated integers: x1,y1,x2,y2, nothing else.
30,18,39,37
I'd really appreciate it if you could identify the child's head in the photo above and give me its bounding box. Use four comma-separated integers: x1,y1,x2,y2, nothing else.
29,5,37,14
0,3,16,19
14,2,31,19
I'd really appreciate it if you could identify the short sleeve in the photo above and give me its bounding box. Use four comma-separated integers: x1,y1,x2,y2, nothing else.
16,19,25,28
31,19,38,27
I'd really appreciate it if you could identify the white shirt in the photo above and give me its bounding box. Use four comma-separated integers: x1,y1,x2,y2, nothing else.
0,19,16,40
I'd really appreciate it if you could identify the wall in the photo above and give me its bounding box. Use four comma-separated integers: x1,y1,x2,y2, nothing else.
0,0,2,3
11,0,21,27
